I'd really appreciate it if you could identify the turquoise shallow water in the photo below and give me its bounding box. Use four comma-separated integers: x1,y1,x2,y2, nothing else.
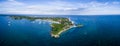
0,15,120,46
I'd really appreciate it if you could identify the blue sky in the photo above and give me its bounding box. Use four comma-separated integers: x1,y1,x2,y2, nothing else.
0,0,120,15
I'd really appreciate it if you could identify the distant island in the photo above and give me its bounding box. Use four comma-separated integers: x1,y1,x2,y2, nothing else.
10,16,83,38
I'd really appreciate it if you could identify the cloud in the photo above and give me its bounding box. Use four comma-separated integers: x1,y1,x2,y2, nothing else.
0,0,120,15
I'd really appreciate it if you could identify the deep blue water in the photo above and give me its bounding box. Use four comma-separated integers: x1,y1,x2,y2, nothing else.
0,15,120,46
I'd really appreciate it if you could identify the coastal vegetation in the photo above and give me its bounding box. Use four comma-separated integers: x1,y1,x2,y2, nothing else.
10,16,74,38
10,16,83,38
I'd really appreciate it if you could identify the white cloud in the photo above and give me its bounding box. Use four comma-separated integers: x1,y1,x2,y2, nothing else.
112,2,120,4
5,0,24,5
0,0,120,15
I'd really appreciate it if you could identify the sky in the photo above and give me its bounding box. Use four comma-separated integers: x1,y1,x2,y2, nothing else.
0,0,120,15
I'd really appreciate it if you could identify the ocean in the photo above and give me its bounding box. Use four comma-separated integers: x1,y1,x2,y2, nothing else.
0,15,120,46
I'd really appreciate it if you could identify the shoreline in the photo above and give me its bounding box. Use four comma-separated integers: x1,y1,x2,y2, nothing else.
51,25,75,38
36,19,60,24
36,18,75,38
51,18,75,38
10,16,76,38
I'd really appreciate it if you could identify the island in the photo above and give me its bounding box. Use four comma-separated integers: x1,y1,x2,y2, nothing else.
10,16,82,38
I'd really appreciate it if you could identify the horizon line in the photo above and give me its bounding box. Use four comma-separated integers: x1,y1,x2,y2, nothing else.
0,14,120,16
